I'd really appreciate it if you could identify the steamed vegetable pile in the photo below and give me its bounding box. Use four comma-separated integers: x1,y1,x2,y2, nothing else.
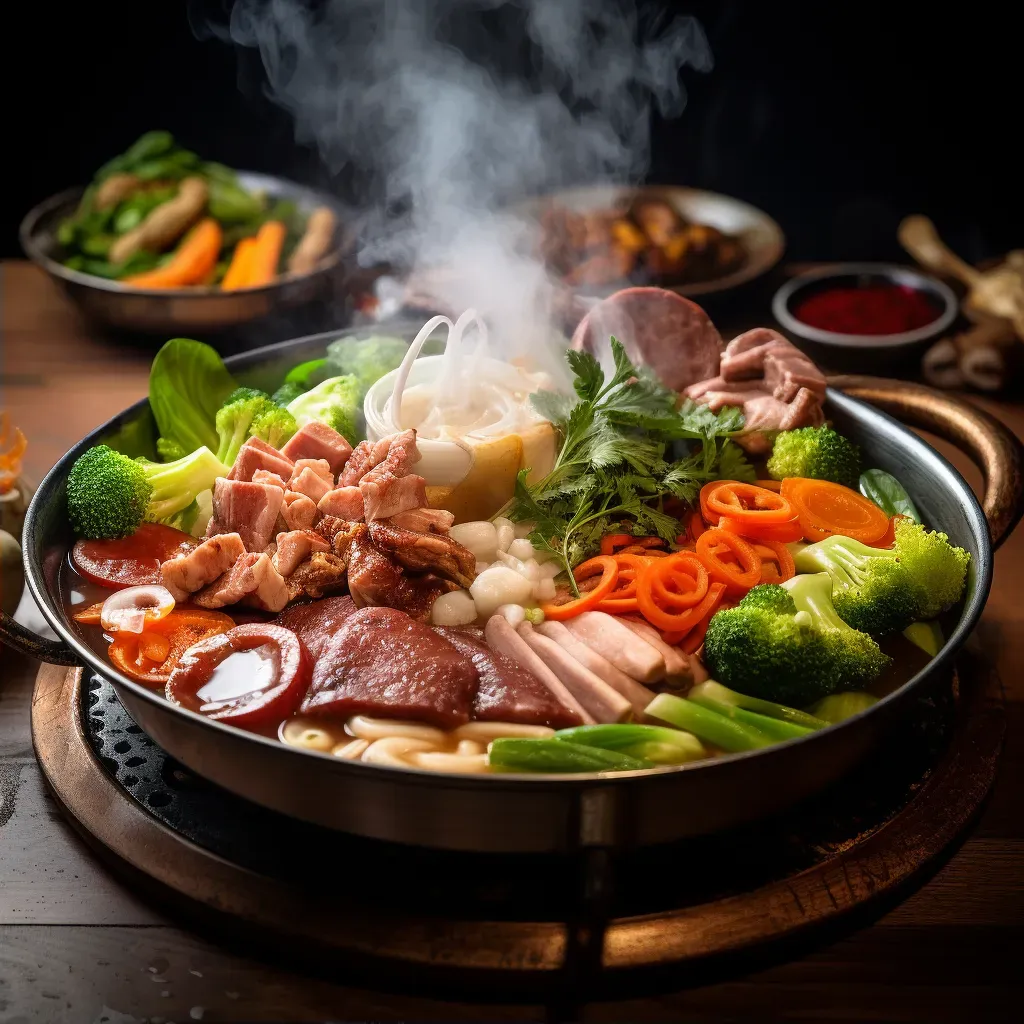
66,333,412,540
56,131,337,289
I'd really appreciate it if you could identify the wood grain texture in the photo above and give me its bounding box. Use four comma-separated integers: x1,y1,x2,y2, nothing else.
1,261,1022,1022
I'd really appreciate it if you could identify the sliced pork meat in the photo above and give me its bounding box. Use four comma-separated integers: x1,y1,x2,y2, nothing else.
207,478,285,553
317,486,365,521
389,507,455,533
193,552,289,612
275,594,357,660
338,437,392,487
253,469,290,489
272,530,331,577
684,376,766,401
285,552,348,601
435,626,583,729
280,421,353,476
281,491,318,532
302,607,478,729
743,388,825,433
228,437,294,486
368,519,476,587
361,472,428,521
571,286,722,392
314,514,357,553
290,458,333,486
160,532,246,601
288,465,334,504
345,523,457,620
720,328,827,401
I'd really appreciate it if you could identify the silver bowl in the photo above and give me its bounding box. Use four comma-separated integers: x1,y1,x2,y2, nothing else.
772,262,959,351
516,183,786,301
19,171,355,337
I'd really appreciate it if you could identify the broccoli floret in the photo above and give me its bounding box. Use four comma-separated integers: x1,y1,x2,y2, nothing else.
155,437,188,462
767,425,861,487
251,404,298,449
272,381,306,407
793,519,970,634
287,374,361,444
325,336,408,398
214,387,276,465
67,446,152,539
704,576,887,707
68,444,228,539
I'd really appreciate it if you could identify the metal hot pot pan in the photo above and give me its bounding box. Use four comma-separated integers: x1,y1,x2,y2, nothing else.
3,320,1022,854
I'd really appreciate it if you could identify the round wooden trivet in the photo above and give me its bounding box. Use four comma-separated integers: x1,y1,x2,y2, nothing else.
31,651,1004,1002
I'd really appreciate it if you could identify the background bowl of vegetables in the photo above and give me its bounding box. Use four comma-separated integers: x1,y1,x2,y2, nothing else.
19,132,351,337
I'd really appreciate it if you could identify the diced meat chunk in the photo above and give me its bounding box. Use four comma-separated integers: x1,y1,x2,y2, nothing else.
272,530,331,577
160,533,246,601
436,626,583,729
290,458,333,487
340,429,420,487
361,473,428,521
281,491,318,532
301,607,478,729
285,552,348,601
207,478,285,552
368,518,476,587
228,438,294,486
317,486,365,521
389,507,455,533
280,422,353,476
274,595,357,660
193,552,290,612
253,469,288,488
288,466,334,503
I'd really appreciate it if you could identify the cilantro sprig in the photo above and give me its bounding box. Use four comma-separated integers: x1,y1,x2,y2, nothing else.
504,339,754,595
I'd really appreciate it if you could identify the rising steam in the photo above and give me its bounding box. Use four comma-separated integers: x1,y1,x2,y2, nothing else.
194,0,711,370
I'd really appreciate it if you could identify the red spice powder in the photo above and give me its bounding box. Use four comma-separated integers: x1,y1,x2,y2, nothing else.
793,283,940,336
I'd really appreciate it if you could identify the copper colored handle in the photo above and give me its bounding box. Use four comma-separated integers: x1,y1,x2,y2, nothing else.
828,375,1024,549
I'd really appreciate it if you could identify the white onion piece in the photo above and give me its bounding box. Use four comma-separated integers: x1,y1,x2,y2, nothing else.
534,578,557,601
471,566,534,618
495,550,530,576
537,560,562,580
496,604,527,629
506,538,535,562
449,520,499,561
514,521,535,540
431,589,478,626
100,585,175,634
493,517,515,553
522,558,542,582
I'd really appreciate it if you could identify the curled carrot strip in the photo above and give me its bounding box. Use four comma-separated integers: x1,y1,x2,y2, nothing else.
695,528,761,594
704,481,794,525
719,514,803,544
650,551,709,609
756,479,784,492
780,478,890,544
753,539,796,584
679,582,727,653
540,555,619,621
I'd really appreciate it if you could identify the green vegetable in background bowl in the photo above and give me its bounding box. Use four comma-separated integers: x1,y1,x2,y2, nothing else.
0,529,24,617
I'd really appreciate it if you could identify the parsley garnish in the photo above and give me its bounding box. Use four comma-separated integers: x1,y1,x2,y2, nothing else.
504,339,754,594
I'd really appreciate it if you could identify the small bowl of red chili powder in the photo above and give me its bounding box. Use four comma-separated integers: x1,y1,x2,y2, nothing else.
772,263,957,353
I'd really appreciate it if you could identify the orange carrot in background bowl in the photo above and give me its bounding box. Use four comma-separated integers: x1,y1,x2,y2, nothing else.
122,218,223,289
221,236,258,291
245,220,287,288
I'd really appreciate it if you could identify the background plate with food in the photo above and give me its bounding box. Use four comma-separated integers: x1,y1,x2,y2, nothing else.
19,132,351,336
519,184,785,300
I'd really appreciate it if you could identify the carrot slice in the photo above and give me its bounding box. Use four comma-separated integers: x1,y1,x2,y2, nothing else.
540,556,619,621
695,528,761,595
650,552,709,609
245,220,287,287
718,514,803,544
72,601,105,625
221,236,258,291
781,478,890,544
753,539,796,584
600,533,634,556
122,219,223,288
108,609,235,687
866,514,909,548
756,479,784,492
704,481,795,525
679,582,727,653
700,480,739,525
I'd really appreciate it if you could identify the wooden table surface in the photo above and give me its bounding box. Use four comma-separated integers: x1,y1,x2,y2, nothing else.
1,260,1021,1023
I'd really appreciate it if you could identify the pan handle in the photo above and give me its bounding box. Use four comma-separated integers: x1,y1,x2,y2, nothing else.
828,374,1024,549
0,609,79,666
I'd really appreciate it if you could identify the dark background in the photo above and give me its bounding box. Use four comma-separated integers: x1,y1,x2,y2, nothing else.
6,1,1020,263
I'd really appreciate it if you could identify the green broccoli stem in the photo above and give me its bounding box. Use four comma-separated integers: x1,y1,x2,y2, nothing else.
782,573,849,631
686,691,817,743
140,446,228,521
645,693,774,752
487,738,651,773
795,535,896,590
554,724,706,764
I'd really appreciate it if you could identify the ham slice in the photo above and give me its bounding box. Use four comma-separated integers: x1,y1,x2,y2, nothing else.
281,422,353,476
301,607,478,729
563,611,665,683
207,478,285,552
193,552,290,612
228,438,294,486
160,533,246,601
435,626,583,729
